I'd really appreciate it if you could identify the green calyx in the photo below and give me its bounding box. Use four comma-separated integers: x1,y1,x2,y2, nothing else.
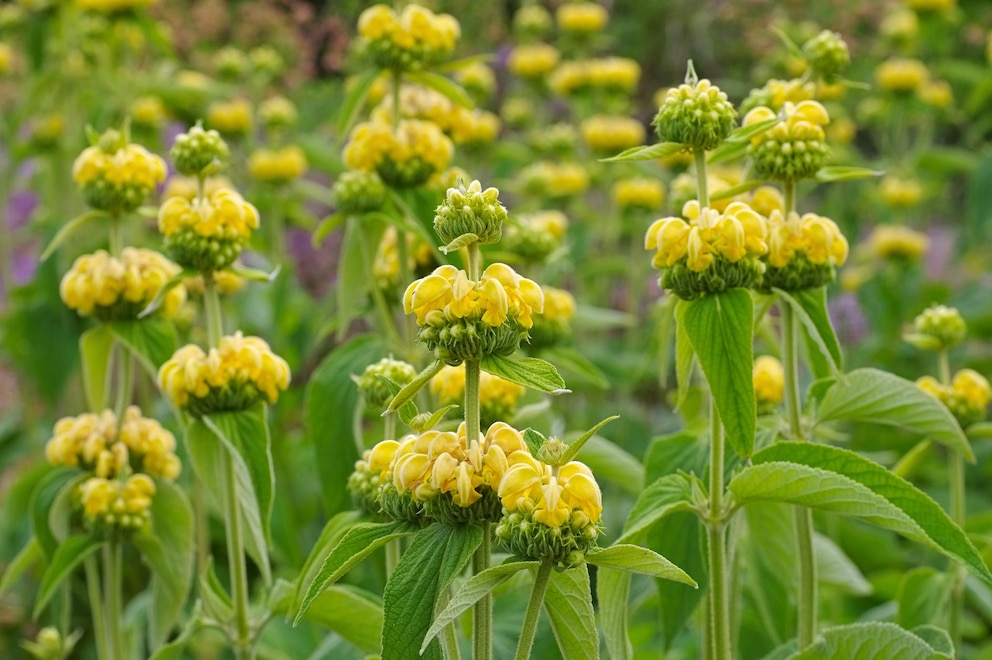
422,487,503,527
181,379,265,417
494,510,601,570
660,256,765,301
417,316,529,365
170,122,230,177
164,227,245,272
757,253,835,293
82,179,153,214
434,180,507,246
333,170,387,215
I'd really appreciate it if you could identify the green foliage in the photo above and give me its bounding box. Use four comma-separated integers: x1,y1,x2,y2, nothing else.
34,535,103,618
480,354,568,394
79,325,114,410
788,622,951,659
544,564,599,660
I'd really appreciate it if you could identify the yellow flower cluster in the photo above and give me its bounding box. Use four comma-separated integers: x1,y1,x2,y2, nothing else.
556,2,609,33
357,3,460,68
207,97,253,136
743,100,830,182
77,0,156,11
550,57,640,95
868,224,929,261
373,226,435,289
72,142,166,212
45,407,181,480
0,43,12,76
742,78,816,113
343,119,454,188
183,269,246,297
519,160,589,197
670,169,743,213
612,177,666,211
753,355,784,412
918,370,991,427
158,331,291,412
60,248,186,319
875,58,928,93
541,286,576,322
748,186,784,217
499,454,602,529
881,176,923,209
765,210,848,269
129,96,167,129
259,95,298,129
456,110,502,145
906,0,955,12
508,43,561,79
646,200,768,273
454,61,496,101
581,115,645,153
248,145,308,183
530,286,576,348
404,263,544,329
158,188,260,241
371,85,500,145
78,474,156,532
431,365,526,425
503,210,567,263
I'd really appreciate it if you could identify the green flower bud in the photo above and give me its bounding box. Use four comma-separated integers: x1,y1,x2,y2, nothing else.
164,227,245,273
418,317,528,366
758,253,836,293
348,451,383,515
911,304,967,350
424,486,503,526
802,30,850,80
170,122,230,177
661,256,766,301
653,63,737,152
357,357,418,409
378,482,429,525
214,47,249,81
332,170,387,215
434,179,507,246
495,509,602,570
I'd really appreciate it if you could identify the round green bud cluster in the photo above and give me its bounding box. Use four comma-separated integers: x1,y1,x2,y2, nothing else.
495,509,601,570
332,170,387,215
171,123,230,177
180,377,263,417
661,256,766,301
377,156,438,189
164,227,244,273
378,483,428,525
653,76,737,152
214,47,249,80
757,254,835,294
803,30,850,80
749,135,828,184
418,314,528,366
912,304,967,350
502,221,559,263
347,451,384,515
357,357,418,409
434,180,507,246
424,487,503,526
249,46,285,78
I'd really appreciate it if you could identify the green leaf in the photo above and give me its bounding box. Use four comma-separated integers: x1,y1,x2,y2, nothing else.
617,473,695,544
34,535,103,618
586,545,697,587
727,117,780,143
79,325,115,411
679,290,756,458
572,434,644,498
306,335,386,515
312,213,346,248
0,538,42,598
967,421,992,439
544,564,599,660
674,302,695,411
746,443,992,585
743,502,796,645
440,232,479,254
707,139,749,165
406,70,474,108
409,404,460,433
30,468,79,557
523,428,548,455
40,210,107,261
374,374,420,425
335,215,384,341
432,53,494,72
148,601,202,660
790,622,948,659
560,415,619,464
422,560,539,651
598,567,633,660
108,318,178,380
600,141,683,163
132,480,194,649
909,626,953,658
897,567,950,631
299,585,384,654
337,69,381,138
137,269,196,319
775,288,843,375
814,532,871,596
814,166,885,182
198,558,232,622
295,521,416,625
382,524,483,660
815,368,974,462
480,354,568,394
385,359,445,414
541,345,609,390
293,510,365,611
230,264,280,283
709,179,769,202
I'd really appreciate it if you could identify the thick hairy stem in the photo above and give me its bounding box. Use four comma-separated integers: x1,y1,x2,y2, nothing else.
223,451,253,659
694,149,709,208
472,521,493,660
203,277,224,348
707,396,731,660
85,555,109,660
104,542,124,660
515,561,553,660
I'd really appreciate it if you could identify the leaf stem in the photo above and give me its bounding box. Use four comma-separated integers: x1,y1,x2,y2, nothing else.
108,214,123,257
694,149,709,208
203,276,224,348
84,554,109,660
515,561,553,660
104,541,124,660
707,395,731,660
223,450,253,659
783,181,796,216
114,346,134,422
473,520,492,660
938,349,951,387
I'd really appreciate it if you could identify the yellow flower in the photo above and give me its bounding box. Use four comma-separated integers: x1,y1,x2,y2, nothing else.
259,95,298,129
753,355,784,410
372,226,434,289
158,188,259,240
868,225,929,261
0,43,13,76
183,269,246,296
612,178,665,211
207,98,253,136
454,61,496,100
953,369,990,411
162,175,236,202
549,60,589,96
919,80,952,108
72,141,166,212
765,210,848,269
556,2,608,33
248,145,308,183
79,474,156,533
358,3,459,69
881,176,923,209
498,454,602,528
430,365,525,426
520,161,589,198
881,10,919,42
581,115,646,153
749,186,784,217
60,248,186,319
343,119,453,188
508,43,560,79
918,370,990,427
875,58,928,93
158,331,291,413
130,96,167,128
743,100,830,182
529,286,576,349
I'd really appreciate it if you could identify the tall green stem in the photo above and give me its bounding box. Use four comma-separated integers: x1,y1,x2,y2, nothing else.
85,555,109,660
357,221,404,354
223,451,253,660
104,542,124,660
114,347,134,421
707,396,731,660
473,522,493,660
203,277,224,347
694,149,709,208
942,348,965,652
782,303,817,648
783,181,796,216
108,214,123,257
515,561,553,660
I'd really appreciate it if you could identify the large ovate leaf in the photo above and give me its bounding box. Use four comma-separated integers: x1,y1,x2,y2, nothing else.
586,544,697,587
335,216,385,341
405,70,473,108
292,510,364,611
30,468,78,557
132,480,194,650
544,563,599,660
814,533,871,596
648,512,707,650
775,288,843,376
108,318,178,380
598,567,632,660
790,622,948,659
295,520,416,625
743,502,797,646
617,472,696,544
381,524,483,660
422,560,539,651
815,368,973,461
34,535,103,618
897,567,950,631
481,354,568,394
745,443,992,585
0,538,42,598
79,325,114,411
679,289,756,458
299,585,384,654
600,141,683,163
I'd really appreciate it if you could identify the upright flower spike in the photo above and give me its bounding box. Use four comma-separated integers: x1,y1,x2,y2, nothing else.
158,188,260,272
158,332,291,415
753,355,785,414
759,210,848,292
652,64,737,152
357,3,460,71
170,122,230,177
743,101,830,183
343,119,454,189
60,248,186,320
431,365,525,427
433,180,508,247
72,129,166,214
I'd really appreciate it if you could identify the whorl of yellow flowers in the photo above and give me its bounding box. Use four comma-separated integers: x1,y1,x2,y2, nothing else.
72,140,166,213
529,286,576,349
357,3,460,70
868,224,929,261
918,369,990,428
761,209,848,292
743,100,830,182
158,188,260,272
581,115,646,153
556,2,609,34
247,145,308,183
740,78,816,114
78,474,156,536
60,248,186,320
207,98,253,137
158,331,291,415
753,356,785,414
508,43,561,80
875,58,929,94
612,177,666,212
344,119,454,188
